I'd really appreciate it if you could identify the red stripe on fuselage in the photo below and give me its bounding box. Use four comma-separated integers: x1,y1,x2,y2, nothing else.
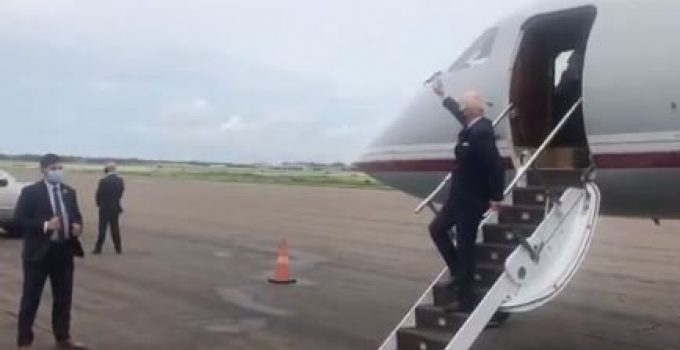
353,158,513,172
592,152,680,169
353,152,680,172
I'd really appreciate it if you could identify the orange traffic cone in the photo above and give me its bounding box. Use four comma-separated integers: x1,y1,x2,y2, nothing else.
268,239,297,285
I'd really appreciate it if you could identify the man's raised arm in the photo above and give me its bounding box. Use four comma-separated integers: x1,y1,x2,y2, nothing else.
431,79,466,126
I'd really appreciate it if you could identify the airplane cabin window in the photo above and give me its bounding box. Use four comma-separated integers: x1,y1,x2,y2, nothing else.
449,28,498,71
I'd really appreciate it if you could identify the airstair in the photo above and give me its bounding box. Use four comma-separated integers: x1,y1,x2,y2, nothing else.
379,98,601,350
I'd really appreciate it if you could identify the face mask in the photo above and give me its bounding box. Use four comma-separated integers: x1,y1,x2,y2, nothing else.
46,169,64,184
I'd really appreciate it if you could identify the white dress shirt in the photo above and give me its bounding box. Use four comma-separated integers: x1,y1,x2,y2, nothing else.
466,116,483,128
44,181,70,241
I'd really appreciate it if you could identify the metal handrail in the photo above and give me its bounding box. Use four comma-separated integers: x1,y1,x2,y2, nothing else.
381,99,583,350
491,103,515,129
376,268,449,350
414,103,514,214
500,97,582,199
379,99,584,350
476,97,583,227
414,173,451,214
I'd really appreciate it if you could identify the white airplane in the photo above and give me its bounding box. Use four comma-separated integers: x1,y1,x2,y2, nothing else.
357,0,680,220
354,0,680,349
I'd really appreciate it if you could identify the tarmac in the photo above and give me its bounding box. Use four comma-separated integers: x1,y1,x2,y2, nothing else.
0,170,678,349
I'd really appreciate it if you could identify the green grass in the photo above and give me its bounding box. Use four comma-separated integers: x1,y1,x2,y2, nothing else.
133,168,386,189
0,161,388,189
85,164,386,189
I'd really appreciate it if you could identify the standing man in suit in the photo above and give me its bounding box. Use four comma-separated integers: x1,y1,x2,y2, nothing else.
92,162,124,255
14,154,88,350
428,81,505,313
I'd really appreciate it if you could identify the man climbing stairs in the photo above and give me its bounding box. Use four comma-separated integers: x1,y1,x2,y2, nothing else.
394,169,584,350
379,99,601,350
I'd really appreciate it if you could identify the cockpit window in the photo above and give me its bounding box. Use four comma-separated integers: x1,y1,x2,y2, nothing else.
448,28,498,71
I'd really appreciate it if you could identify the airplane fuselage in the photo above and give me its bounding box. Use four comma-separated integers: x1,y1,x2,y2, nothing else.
356,0,680,219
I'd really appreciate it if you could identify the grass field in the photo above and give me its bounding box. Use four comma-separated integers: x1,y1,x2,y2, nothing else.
0,161,388,190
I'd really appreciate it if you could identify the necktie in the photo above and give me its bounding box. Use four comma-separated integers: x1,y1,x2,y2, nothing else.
52,185,66,241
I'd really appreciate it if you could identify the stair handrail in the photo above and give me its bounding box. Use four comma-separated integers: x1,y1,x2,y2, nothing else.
379,99,583,350
376,269,449,350
473,99,584,269
378,97,583,350
414,103,514,214
499,97,583,200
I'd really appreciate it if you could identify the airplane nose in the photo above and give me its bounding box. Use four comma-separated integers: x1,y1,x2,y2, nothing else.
368,87,464,151
352,85,461,196
353,69,510,197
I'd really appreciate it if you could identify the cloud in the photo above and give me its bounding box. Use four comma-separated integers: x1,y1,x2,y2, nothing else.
128,88,396,163
191,98,210,110
0,0,537,162
219,115,250,131
325,125,353,137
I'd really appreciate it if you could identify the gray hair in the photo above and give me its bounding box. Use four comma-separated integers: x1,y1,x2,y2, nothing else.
104,162,117,173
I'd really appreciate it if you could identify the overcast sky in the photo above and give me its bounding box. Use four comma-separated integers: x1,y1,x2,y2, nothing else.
0,0,536,163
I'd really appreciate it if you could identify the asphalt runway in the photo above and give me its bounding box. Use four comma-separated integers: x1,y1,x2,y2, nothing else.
1,170,679,349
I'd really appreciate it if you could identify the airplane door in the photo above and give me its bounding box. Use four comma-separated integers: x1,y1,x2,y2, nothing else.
508,6,597,169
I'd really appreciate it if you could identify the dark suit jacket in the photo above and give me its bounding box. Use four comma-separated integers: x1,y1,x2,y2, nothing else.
96,173,124,214
443,97,505,210
14,181,84,261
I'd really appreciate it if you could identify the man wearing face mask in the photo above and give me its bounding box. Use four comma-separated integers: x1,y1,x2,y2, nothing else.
13,154,88,350
92,162,125,255
429,81,505,314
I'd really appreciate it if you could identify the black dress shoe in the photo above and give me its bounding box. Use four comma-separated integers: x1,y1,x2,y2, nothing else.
56,339,90,349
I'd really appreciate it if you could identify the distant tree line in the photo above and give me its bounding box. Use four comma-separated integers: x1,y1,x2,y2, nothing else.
0,153,165,166
0,153,350,170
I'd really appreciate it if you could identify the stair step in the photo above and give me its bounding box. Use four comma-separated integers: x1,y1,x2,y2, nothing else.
432,263,503,307
526,169,584,187
415,305,468,331
513,186,567,207
482,223,536,245
397,327,452,350
499,205,545,225
432,282,489,307
473,263,504,288
477,243,516,264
